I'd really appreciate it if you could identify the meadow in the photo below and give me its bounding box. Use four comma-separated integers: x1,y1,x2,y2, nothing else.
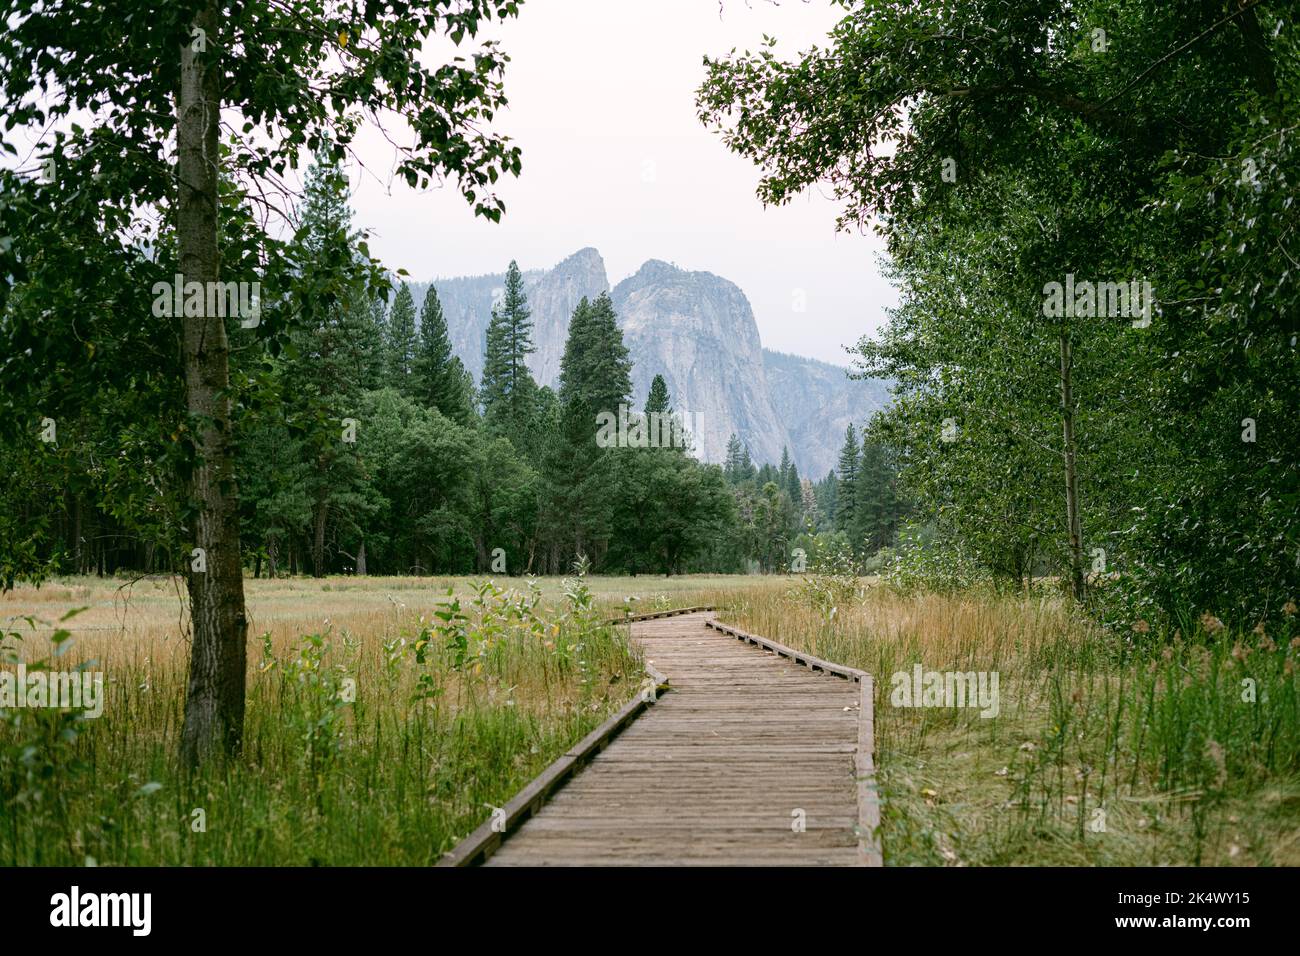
0,573,763,865
2,572,1296,866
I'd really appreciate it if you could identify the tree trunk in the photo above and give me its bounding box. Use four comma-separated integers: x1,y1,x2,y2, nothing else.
72,495,83,574
1058,331,1085,602
356,538,367,576
312,498,327,577
178,4,249,766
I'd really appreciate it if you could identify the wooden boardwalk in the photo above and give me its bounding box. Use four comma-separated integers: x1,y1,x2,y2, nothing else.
483,610,875,866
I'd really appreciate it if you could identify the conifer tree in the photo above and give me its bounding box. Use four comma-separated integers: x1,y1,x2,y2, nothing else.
413,284,474,424
738,444,756,483
800,477,819,530
818,472,839,534
642,373,689,452
723,434,745,483
558,292,631,415
855,436,902,554
778,446,801,513
386,282,419,388
835,423,861,532
550,293,634,562
645,374,671,415
480,260,538,450
281,158,384,578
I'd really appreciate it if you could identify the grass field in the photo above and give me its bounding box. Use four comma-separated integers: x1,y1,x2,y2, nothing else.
0,573,766,865
2,573,1297,866
729,579,1300,866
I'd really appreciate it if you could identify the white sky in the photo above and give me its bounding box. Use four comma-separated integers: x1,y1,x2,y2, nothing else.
348,0,896,365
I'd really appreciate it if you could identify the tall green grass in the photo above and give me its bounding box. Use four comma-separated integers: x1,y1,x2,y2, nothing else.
722,576,1300,866
7,569,1295,866
1,575,646,865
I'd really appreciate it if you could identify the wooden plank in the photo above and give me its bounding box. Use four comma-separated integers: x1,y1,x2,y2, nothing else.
603,605,714,625
704,619,868,681
450,609,883,867
703,616,882,868
437,654,672,867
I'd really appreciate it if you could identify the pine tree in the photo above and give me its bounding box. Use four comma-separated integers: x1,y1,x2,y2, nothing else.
738,444,756,483
298,152,352,262
548,293,634,563
642,372,688,452
281,157,382,577
818,472,839,534
413,284,474,424
855,436,902,554
480,260,538,449
799,477,819,529
386,282,418,388
557,297,592,405
558,292,631,414
778,446,801,513
369,295,392,383
723,434,745,482
645,374,671,415
835,423,861,532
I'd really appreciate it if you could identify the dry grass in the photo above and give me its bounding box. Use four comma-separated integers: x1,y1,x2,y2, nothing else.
0,573,771,866
3,572,1296,866
723,580,1300,867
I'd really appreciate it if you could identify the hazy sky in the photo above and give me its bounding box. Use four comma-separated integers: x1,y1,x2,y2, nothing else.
348,0,896,365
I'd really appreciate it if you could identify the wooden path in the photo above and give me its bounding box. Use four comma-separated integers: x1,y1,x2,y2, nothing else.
481,610,877,866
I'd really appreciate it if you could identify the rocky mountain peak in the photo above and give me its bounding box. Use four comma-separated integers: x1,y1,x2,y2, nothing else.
415,249,889,477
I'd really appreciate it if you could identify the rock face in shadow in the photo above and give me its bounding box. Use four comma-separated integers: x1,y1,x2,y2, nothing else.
409,249,890,476
762,349,892,479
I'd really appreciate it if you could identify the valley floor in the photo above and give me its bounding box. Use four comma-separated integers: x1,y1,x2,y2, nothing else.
1,574,1296,866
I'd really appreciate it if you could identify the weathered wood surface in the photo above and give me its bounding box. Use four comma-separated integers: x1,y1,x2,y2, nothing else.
484,610,877,866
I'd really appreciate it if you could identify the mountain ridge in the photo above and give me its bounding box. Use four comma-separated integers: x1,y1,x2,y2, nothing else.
406,249,890,478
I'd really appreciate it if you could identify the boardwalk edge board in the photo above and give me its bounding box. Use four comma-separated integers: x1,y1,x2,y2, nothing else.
856,674,883,867
704,618,883,868
436,611,699,867
703,619,868,681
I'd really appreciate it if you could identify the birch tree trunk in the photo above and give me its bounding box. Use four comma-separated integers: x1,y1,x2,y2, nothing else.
178,5,250,765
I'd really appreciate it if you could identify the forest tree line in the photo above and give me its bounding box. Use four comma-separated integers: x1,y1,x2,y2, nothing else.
0,158,904,581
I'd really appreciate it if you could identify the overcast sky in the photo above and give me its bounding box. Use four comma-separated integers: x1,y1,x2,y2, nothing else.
347,0,896,365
